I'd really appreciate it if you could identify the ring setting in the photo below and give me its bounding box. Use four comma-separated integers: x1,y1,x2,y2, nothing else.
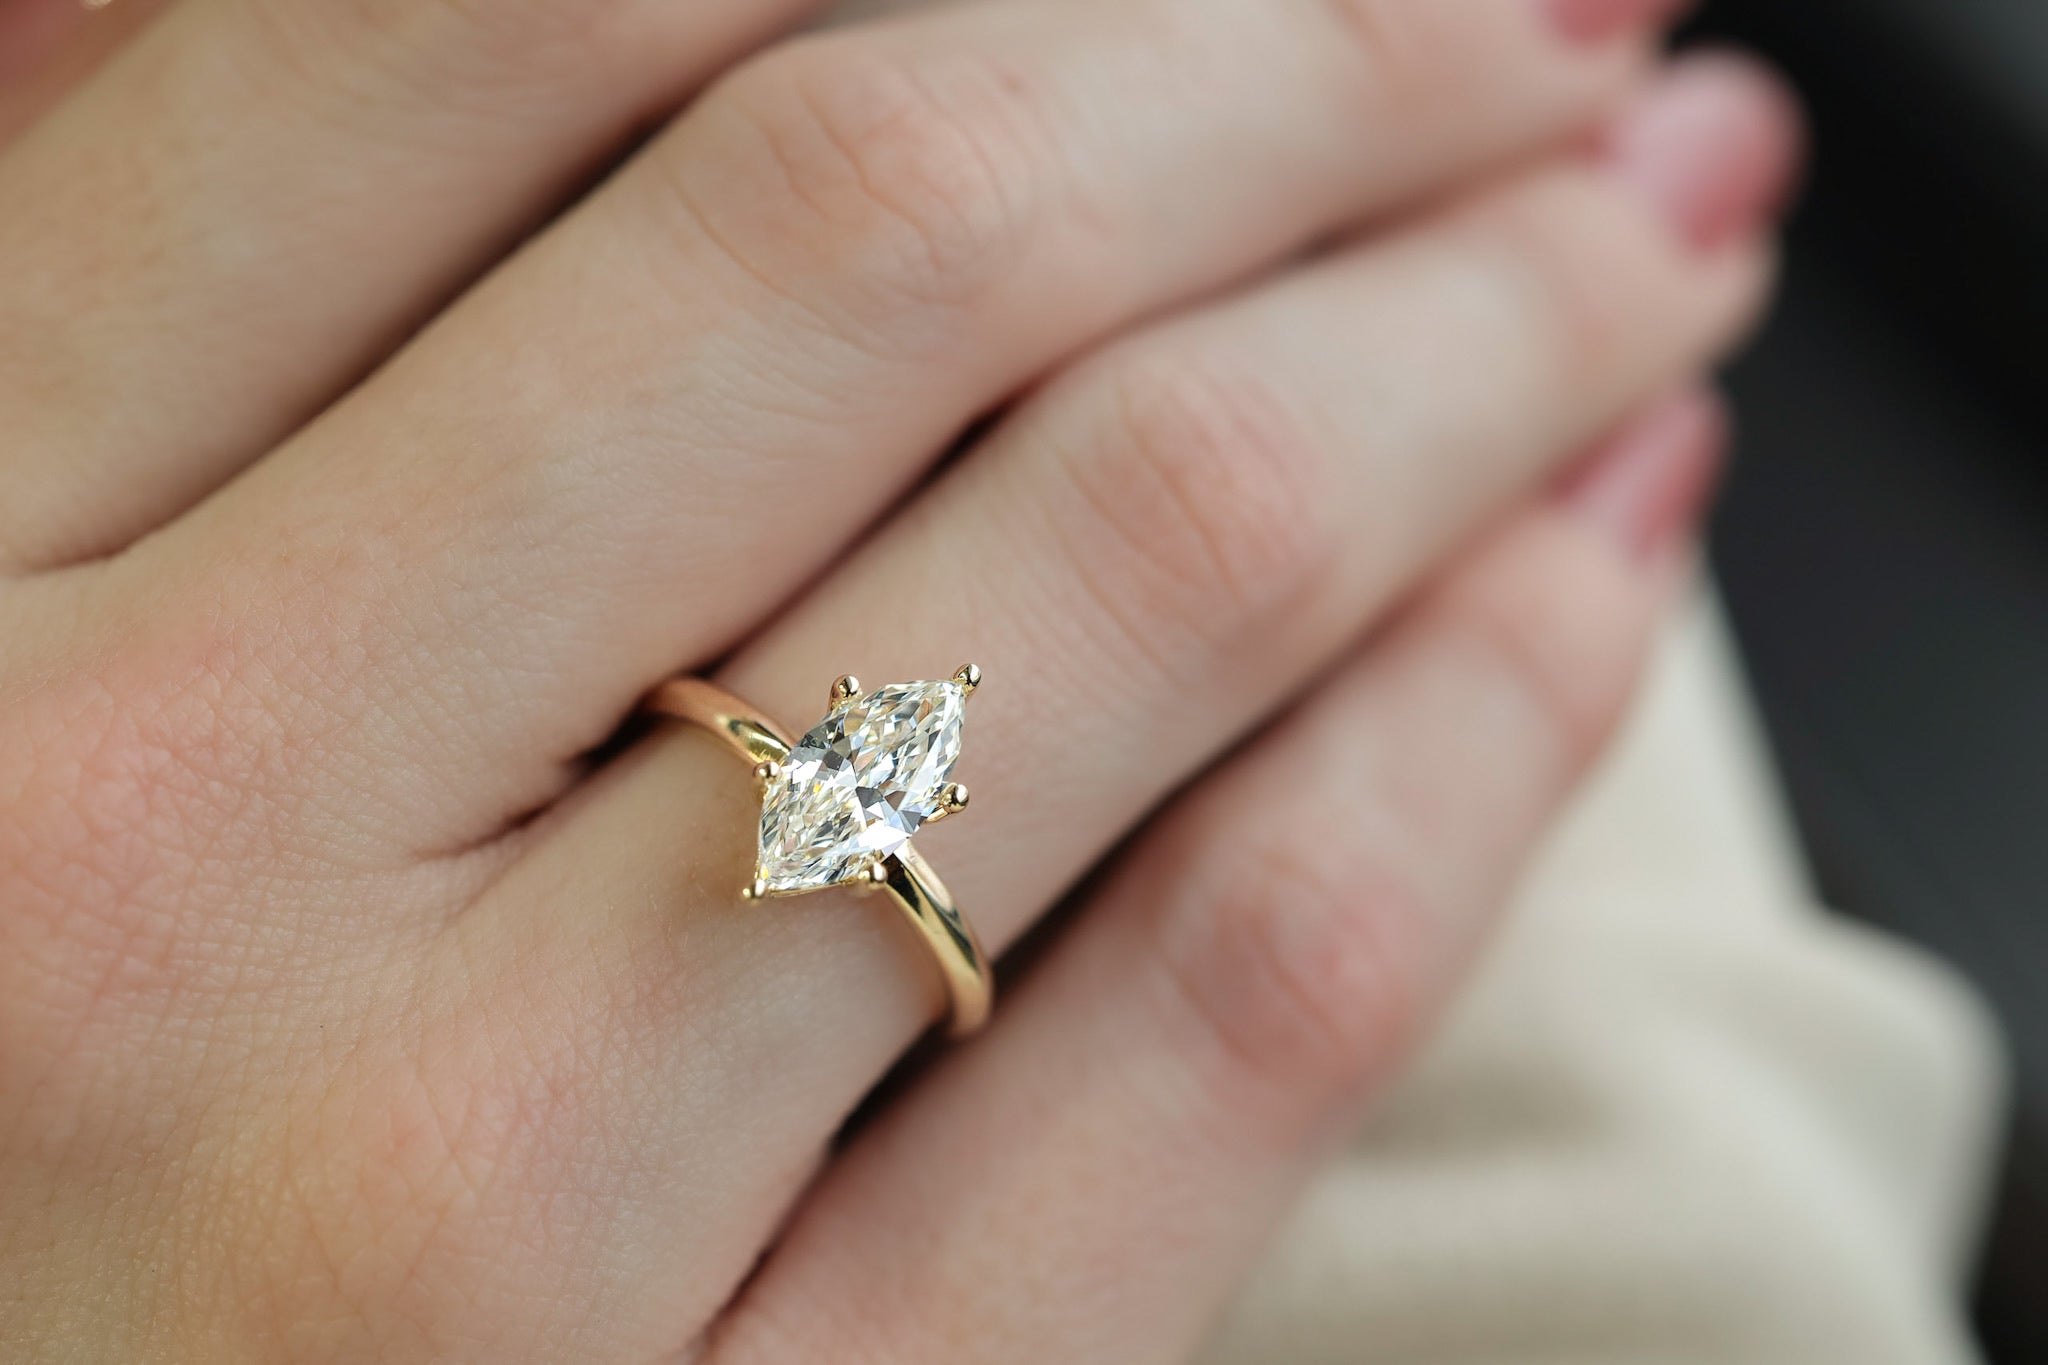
745,664,980,901
644,665,993,1035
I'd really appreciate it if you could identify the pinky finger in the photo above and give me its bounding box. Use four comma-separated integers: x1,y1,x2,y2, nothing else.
703,389,1728,1365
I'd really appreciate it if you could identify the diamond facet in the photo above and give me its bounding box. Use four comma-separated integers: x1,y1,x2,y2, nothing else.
755,679,968,894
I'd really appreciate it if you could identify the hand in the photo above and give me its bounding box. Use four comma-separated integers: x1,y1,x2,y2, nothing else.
0,0,1797,1358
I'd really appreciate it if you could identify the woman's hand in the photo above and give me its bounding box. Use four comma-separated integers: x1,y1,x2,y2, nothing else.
0,0,1797,1358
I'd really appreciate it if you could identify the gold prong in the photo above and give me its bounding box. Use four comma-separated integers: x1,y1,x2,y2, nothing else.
831,674,862,705
953,663,982,695
751,760,781,789
924,783,969,826
852,856,890,892
740,878,769,902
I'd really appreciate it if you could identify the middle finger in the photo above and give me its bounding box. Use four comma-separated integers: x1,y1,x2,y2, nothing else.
121,0,1659,861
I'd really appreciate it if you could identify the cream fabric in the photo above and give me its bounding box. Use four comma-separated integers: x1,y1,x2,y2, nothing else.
1200,595,2007,1365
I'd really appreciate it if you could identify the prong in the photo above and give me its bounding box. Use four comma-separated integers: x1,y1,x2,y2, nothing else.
740,878,769,903
751,759,781,789
924,782,970,824
853,856,890,892
953,663,982,696
830,674,862,705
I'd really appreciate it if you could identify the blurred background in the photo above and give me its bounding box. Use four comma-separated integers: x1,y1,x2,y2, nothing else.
1685,2,2044,1357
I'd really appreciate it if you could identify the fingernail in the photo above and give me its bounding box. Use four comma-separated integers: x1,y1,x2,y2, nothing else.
1555,388,1729,564
1598,53,1806,251
1544,0,1694,47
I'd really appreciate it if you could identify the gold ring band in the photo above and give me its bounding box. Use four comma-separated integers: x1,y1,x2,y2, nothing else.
645,674,993,1037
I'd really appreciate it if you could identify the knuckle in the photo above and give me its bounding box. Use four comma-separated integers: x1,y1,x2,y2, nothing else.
1466,172,1695,391
1315,0,1441,108
1438,549,1624,771
1156,828,1433,1103
1062,350,1338,670
1496,184,1637,382
697,38,1045,314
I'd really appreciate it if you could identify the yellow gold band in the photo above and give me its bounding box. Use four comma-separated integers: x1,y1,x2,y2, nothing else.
646,677,993,1037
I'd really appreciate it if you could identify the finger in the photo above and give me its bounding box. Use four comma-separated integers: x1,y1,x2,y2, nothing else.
708,390,1728,1365
0,0,167,145
127,0,1669,854
0,0,832,569
626,56,1786,947
456,57,1793,1341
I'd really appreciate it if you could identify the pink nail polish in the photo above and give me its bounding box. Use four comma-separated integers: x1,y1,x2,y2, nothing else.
1544,0,1693,47
1555,389,1729,563
1598,53,1806,251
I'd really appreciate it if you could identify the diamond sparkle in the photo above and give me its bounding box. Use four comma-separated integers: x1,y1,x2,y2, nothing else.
755,679,968,894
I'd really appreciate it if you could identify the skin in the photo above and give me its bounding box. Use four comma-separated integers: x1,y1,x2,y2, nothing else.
0,0,1800,1360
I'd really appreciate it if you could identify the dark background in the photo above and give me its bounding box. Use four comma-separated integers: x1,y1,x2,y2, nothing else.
1686,2,2045,1357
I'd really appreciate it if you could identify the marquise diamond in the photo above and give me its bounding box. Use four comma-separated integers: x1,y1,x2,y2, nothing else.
756,680,967,894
